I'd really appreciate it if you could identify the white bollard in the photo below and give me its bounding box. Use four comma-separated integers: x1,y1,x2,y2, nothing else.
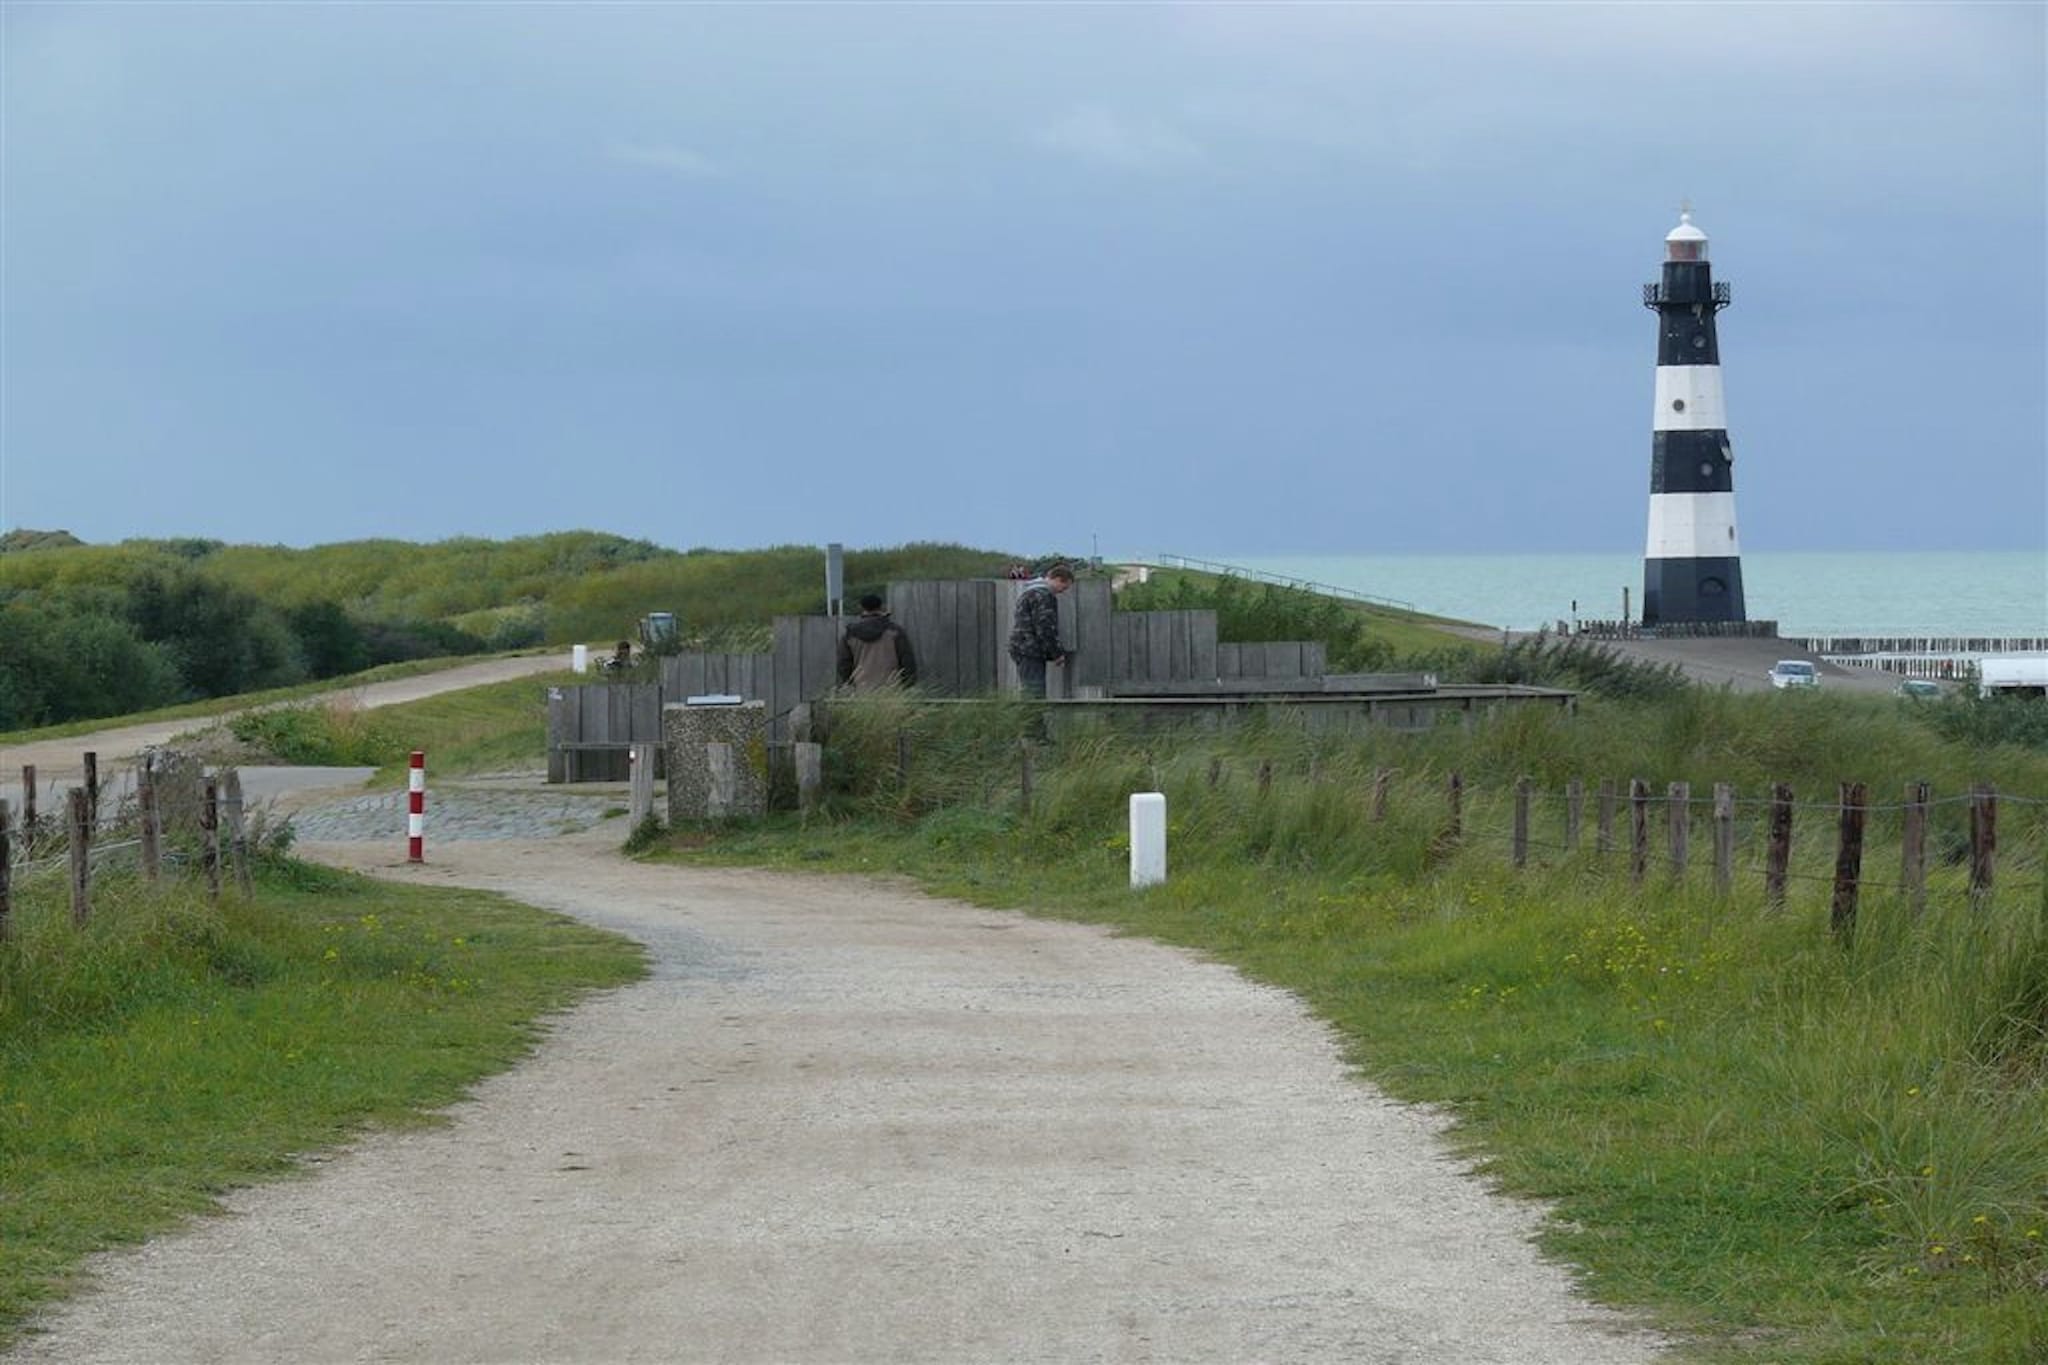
571,643,590,674
1129,792,1167,888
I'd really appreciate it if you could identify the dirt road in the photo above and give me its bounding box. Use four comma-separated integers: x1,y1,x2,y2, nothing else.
8,827,1666,1364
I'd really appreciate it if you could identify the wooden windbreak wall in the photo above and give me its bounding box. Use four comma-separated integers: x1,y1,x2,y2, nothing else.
546,682,662,782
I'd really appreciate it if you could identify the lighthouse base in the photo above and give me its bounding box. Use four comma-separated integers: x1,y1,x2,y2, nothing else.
1643,556,1746,626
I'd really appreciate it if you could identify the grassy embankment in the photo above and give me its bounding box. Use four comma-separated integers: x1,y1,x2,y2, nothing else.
652,687,2048,1365
0,855,644,1345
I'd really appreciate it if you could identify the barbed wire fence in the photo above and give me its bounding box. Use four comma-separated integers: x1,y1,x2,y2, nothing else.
0,749,259,939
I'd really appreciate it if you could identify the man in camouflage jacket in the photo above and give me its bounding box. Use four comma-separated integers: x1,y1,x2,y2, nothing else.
1007,563,1073,698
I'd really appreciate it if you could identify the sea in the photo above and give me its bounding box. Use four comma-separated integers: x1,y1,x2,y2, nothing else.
1177,550,2048,641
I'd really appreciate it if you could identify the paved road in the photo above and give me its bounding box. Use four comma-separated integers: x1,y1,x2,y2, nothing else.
1445,627,1903,695
7,823,1668,1364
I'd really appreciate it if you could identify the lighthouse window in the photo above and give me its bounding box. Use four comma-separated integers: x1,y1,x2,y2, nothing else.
1672,399,1686,413
1699,462,1714,478
1691,334,1707,348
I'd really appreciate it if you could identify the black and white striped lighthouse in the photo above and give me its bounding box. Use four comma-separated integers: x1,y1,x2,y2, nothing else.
1641,208,1746,625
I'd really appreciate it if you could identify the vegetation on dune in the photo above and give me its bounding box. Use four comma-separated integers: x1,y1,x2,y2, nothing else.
0,533,1023,731
658,689,2048,1363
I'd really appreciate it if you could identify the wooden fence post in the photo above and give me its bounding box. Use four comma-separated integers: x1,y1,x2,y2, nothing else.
1564,778,1583,854
1970,782,1997,908
1713,783,1735,896
1016,741,1034,810
83,751,99,829
1446,771,1464,844
1257,760,1274,797
1765,783,1794,911
706,744,736,819
0,801,11,941
202,778,221,905
1629,779,1650,885
1371,768,1392,823
1667,781,1690,882
797,742,824,818
1831,781,1868,938
139,767,161,884
68,788,91,926
1512,777,1531,869
1596,779,1616,856
1900,780,1929,916
224,771,253,898
21,765,35,841
1207,756,1223,791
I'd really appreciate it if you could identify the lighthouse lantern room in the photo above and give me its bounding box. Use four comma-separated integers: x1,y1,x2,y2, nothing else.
1641,208,1746,626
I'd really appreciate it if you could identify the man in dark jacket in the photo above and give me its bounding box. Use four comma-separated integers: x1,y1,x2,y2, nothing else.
1007,563,1073,698
838,594,917,690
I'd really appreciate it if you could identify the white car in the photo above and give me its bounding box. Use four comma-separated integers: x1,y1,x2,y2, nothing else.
1768,660,1819,690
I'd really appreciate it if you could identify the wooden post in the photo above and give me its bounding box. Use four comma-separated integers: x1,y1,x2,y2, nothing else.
1512,777,1531,869
1017,741,1035,809
139,768,161,884
1207,756,1222,790
202,777,221,905
1257,759,1273,797
1900,780,1929,916
1713,783,1735,896
223,771,252,897
1764,783,1794,911
1831,781,1868,938
1370,768,1392,823
1446,771,1463,844
83,751,99,829
21,765,35,840
1629,779,1650,885
68,787,91,926
705,743,736,819
1564,778,1583,854
0,801,11,941
796,742,824,817
1667,781,1690,882
1969,782,1997,908
1596,779,1616,856
629,742,657,825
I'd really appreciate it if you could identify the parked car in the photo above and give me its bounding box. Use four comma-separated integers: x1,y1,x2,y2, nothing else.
1767,660,1819,690
1896,679,1942,700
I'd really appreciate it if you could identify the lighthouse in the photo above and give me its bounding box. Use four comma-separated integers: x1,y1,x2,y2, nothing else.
1641,208,1746,626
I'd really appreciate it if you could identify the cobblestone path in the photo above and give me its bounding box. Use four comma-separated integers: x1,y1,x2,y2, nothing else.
288,787,626,842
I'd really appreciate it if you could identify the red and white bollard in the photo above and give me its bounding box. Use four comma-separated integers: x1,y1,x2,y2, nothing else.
407,751,426,862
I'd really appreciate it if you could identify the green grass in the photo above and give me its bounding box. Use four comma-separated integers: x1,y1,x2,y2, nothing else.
0,858,645,1344
649,692,2048,1363
204,669,582,782
1119,565,1477,661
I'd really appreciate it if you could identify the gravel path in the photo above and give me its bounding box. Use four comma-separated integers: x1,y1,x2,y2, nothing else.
7,811,1669,1364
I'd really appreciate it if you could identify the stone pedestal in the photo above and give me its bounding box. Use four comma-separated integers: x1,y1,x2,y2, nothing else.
665,701,768,821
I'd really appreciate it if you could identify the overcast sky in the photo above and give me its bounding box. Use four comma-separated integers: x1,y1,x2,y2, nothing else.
4,2,2043,557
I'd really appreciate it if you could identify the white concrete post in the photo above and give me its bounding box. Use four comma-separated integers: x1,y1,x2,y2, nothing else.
1130,792,1166,888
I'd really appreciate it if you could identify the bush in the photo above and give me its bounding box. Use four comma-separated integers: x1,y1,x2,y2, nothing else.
228,700,400,767
1117,575,1394,672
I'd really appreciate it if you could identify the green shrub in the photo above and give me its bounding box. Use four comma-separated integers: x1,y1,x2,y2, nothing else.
228,700,401,766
